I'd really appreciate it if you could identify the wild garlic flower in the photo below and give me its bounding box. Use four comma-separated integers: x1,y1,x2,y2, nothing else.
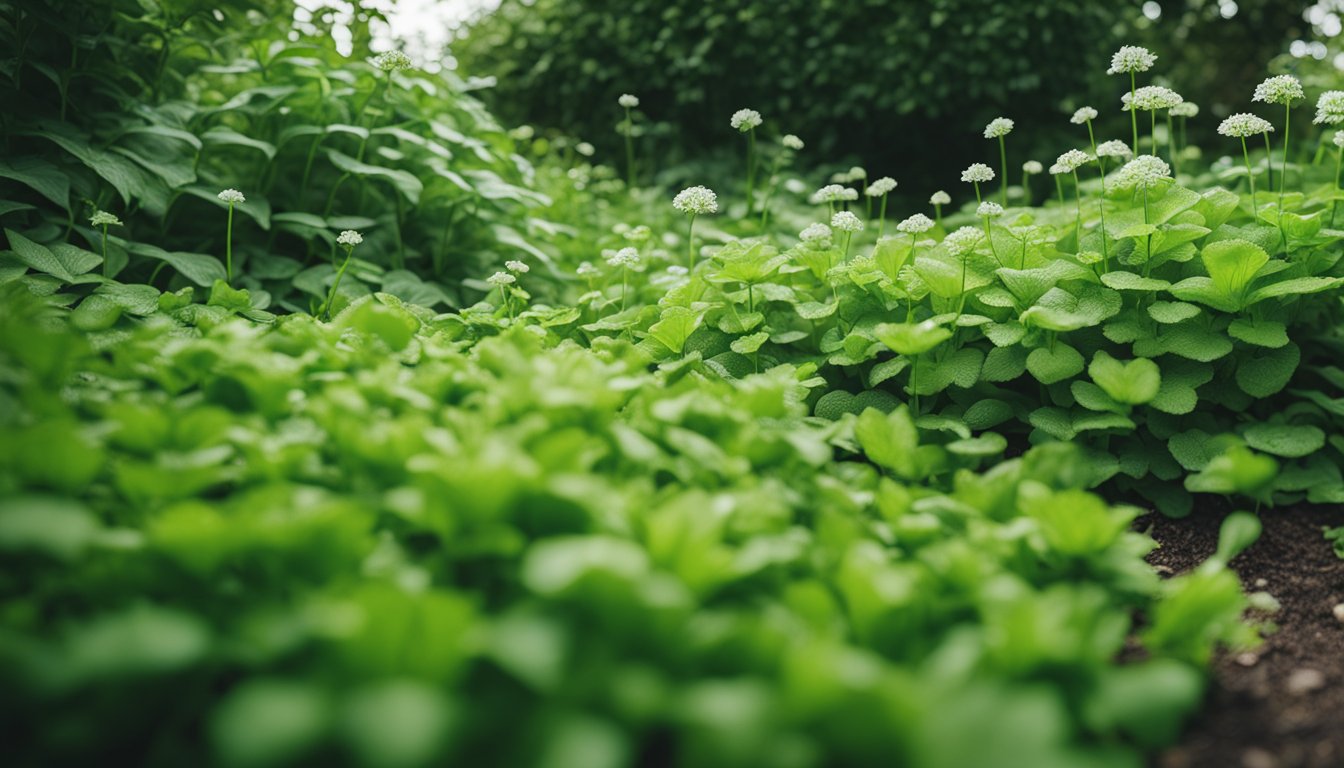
577,261,600,277
1022,160,1043,174
976,201,1004,218
505,259,529,273
896,214,934,234
666,265,689,276
983,117,1015,138
1095,140,1133,159
838,187,860,202
866,177,897,197
1054,149,1092,172
929,190,951,205
672,186,718,215
1314,91,1344,125
961,163,995,183
730,108,763,132
830,211,864,232
1115,155,1172,188
1334,130,1344,148
619,93,640,108
810,184,847,204
1107,45,1157,74
337,230,363,247
782,134,805,150
1170,102,1199,118
1048,162,1067,176
623,224,652,243
373,50,413,72
800,222,833,246
1121,85,1183,112
217,189,245,204
1071,106,1099,124
575,142,595,157
1217,113,1274,138
943,226,982,257
1252,74,1304,106
90,211,122,227
607,247,640,268
848,166,867,181
487,271,516,286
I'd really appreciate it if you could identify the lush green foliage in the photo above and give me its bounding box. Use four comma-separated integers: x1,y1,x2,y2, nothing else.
0,0,550,311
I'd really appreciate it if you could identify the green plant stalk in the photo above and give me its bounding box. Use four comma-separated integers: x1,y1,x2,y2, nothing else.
686,214,697,270
1129,71,1139,156
620,266,628,311
1021,170,1032,206
224,202,235,283
1241,137,1258,218
1086,122,1110,271
933,203,942,230
623,105,636,189
877,195,889,239
910,359,920,416
99,223,109,277
998,135,1009,206
745,128,757,214
973,180,982,205
1071,169,1084,251
1055,174,1065,206
1167,111,1179,176
760,154,785,228
1141,185,1154,278
1149,109,1157,156
982,217,1002,267
321,245,354,319
746,282,754,314
1279,103,1291,208
1263,132,1274,192
842,231,853,263
1333,142,1342,226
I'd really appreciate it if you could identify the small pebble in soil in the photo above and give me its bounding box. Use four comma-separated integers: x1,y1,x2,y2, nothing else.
1333,602,1344,624
1286,668,1325,695
1235,652,1259,667
1241,747,1278,768
1254,578,1268,588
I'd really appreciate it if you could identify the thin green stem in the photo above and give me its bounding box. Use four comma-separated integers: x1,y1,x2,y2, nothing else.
1263,132,1274,191
100,224,109,277
934,203,942,230
1055,174,1065,206
225,203,235,283
1149,109,1157,156
745,128,757,214
1332,144,1342,226
321,245,355,319
973,181,982,205
877,195,888,240
623,106,636,189
1072,170,1084,251
982,217,1002,267
1279,102,1291,203
1241,137,1258,218
998,135,1008,206
1167,111,1178,176
1129,71,1139,156
686,214,697,270
620,266,628,311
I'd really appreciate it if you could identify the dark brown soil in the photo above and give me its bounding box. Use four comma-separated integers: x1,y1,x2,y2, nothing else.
1141,505,1344,768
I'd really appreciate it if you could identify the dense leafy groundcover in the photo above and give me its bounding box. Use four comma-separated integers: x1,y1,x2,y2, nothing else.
0,285,1263,767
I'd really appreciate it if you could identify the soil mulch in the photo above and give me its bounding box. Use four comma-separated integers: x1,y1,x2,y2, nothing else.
1140,504,1344,768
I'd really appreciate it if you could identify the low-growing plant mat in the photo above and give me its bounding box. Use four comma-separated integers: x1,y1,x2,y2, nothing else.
1144,504,1344,768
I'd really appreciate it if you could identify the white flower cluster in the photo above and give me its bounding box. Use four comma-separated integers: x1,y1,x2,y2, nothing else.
337,229,363,247
1070,106,1098,125
1315,91,1344,125
619,93,640,108
929,190,951,206
1335,131,1344,149
943,226,982,257
896,214,934,235
1022,160,1043,174
1095,140,1133,159
1217,113,1274,138
782,134,805,150
961,163,995,183
799,222,832,246
1252,74,1304,106
622,224,652,243
1170,102,1199,118
576,261,600,277
810,184,858,204
372,51,413,72
976,201,1004,219
730,108,763,132
672,186,719,215
217,188,245,204
1107,45,1157,75
607,247,640,268
1121,85,1184,112
487,271,516,287
983,117,1014,139
90,210,122,227
1115,155,1172,189
866,177,897,197
1054,149,1092,173
830,211,864,232
506,259,529,273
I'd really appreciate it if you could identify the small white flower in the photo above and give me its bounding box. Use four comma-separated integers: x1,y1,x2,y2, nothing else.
619,93,640,108
800,222,832,244
1107,45,1157,75
607,247,640,268
217,189,245,204
848,166,867,181
1095,140,1133,159
1049,162,1067,176
943,226,983,257
1054,149,1093,172
961,163,995,183
623,224,652,243
1252,74,1304,106
730,108,763,132
90,210,122,227
575,142,595,157
1217,113,1275,138
1071,106,1099,124
337,229,363,247
781,134,804,150
983,117,1014,139
1170,102,1199,118
976,201,1004,218
672,185,719,215
830,211,864,232
896,214,934,234
372,50,413,72
577,261,600,277
1115,155,1172,189
487,271,516,286
839,187,860,202
929,190,951,206
866,177,897,197
1122,85,1184,112
810,184,848,204
1022,160,1043,174
506,259,529,273
1314,91,1344,125
1334,131,1344,149
666,265,689,276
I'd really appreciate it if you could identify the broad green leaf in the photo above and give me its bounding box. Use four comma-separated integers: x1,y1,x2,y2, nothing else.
1088,351,1160,405
5,229,75,282
1235,343,1299,398
1226,318,1288,348
1100,271,1170,292
179,186,272,230
328,150,423,205
1026,343,1084,385
202,128,278,160
128,242,227,287
1203,238,1268,309
1241,424,1325,458
854,406,920,479
873,320,951,356
0,156,70,208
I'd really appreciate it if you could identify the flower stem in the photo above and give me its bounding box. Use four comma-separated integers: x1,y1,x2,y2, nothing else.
623,106,636,189
1279,102,1291,204
1072,169,1084,251
933,203,942,230
1263,132,1274,192
686,214,697,270
877,195,888,240
1241,137,1258,218
982,217,1002,267
620,266,628,311
1167,111,1178,176
1055,174,1065,206
100,224,109,277
322,245,354,319
1129,71,1139,156
1332,143,1342,226
225,203,235,284
998,135,1008,206
1150,109,1157,156
745,128,756,214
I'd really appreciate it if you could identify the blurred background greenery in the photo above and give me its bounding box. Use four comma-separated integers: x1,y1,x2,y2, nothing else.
443,0,1343,204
